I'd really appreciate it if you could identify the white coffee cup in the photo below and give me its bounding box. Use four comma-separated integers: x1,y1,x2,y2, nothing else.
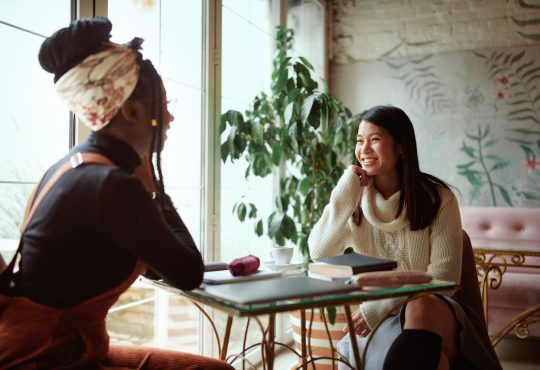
270,246,294,265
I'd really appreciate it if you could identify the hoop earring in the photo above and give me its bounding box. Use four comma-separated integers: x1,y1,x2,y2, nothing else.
151,119,158,127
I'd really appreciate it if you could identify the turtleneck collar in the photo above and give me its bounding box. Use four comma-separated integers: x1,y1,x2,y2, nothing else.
361,183,408,232
75,131,141,174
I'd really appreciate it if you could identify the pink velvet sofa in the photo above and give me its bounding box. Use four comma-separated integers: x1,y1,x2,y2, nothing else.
460,206,540,342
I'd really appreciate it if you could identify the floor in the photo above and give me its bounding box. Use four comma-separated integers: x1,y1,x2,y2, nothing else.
496,337,540,370
256,337,540,370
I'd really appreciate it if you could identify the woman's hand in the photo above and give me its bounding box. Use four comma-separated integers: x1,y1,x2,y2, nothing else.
350,165,369,187
343,307,371,337
133,155,159,193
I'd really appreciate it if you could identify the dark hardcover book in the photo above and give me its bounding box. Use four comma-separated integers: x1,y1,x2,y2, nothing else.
309,252,397,277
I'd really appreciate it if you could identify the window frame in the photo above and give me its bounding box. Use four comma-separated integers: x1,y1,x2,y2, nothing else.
2,0,327,362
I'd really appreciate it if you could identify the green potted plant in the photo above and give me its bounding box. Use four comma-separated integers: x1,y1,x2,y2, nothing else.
221,29,357,362
220,27,357,264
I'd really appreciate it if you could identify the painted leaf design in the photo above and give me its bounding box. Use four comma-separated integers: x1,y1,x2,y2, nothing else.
386,54,453,114
496,184,513,206
474,49,540,162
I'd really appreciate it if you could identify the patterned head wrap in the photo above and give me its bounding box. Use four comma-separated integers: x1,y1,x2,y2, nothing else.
54,44,140,131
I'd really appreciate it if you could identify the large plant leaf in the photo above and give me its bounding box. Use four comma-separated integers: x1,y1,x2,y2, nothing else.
325,307,337,325
237,203,247,222
227,125,237,157
220,142,229,162
281,215,296,239
267,211,284,238
301,95,316,124
271,142,282,165
298,177,311,196
255,219,264,236
284,102,295,125
299,56,314,71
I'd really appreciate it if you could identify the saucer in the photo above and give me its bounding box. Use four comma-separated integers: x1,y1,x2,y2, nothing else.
263,261,303,271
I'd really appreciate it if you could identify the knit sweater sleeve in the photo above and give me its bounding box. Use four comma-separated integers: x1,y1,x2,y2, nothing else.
359,187,463,329
308,168,362,259
426,189,463,287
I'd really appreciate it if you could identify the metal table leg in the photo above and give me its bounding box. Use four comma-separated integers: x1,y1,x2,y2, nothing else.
221,315,234,361
344,305,361,369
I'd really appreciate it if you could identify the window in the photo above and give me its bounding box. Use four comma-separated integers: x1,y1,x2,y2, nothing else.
0,1,71,261
106,0,205,352
220,0,287,357
220,0,276,263
288,0,326,80
0,0,325,363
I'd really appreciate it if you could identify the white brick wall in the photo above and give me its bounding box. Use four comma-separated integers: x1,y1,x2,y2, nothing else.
330,0,540,64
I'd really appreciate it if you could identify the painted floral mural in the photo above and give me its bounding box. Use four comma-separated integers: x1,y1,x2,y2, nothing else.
337,43,539,207
469,49,540,204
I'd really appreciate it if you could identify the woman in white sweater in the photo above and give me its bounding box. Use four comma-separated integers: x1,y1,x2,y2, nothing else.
308,106,501,370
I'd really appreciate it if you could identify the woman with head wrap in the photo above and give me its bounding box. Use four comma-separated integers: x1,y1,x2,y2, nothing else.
0,17,233,370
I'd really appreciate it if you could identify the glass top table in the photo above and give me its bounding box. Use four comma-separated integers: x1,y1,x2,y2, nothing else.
153,277,456,316
151,277,457,370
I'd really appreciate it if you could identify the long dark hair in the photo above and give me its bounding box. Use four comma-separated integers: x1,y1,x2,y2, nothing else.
354,105,449,231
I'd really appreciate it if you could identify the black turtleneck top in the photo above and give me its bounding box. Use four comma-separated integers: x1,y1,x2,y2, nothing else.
13,132,204,308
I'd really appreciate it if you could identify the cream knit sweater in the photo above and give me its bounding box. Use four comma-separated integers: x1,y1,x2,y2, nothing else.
308,168,463,329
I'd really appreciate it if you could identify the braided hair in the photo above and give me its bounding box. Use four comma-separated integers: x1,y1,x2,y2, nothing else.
127,47,167,198
38,16,167,197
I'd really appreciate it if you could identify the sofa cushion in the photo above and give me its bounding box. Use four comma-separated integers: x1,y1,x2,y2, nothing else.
487,272,540,309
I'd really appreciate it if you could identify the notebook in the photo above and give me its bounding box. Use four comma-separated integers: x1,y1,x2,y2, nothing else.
309,252,397,277
203,269,282,285
202,276,359,305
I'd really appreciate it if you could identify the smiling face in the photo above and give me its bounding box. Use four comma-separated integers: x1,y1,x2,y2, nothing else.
355,120,402,188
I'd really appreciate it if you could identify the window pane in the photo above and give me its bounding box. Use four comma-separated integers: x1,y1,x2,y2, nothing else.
108,0,160,62
220,0,277,355
221,1,275,261
161,0,203,90
0,27,69,182
0,5,70,259
288,0,325,79
0,0,70,37
0,183,34,257
107,0,204,352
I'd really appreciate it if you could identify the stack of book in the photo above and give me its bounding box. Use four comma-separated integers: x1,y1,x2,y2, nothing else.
308,252,397,282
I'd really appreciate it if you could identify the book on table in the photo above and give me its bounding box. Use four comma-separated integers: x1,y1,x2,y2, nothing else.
309,252,397,277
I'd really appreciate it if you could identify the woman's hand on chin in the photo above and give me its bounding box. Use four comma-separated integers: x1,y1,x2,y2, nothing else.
350,165,369,187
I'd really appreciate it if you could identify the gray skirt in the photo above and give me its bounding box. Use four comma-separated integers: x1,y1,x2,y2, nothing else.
337,295,502,370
